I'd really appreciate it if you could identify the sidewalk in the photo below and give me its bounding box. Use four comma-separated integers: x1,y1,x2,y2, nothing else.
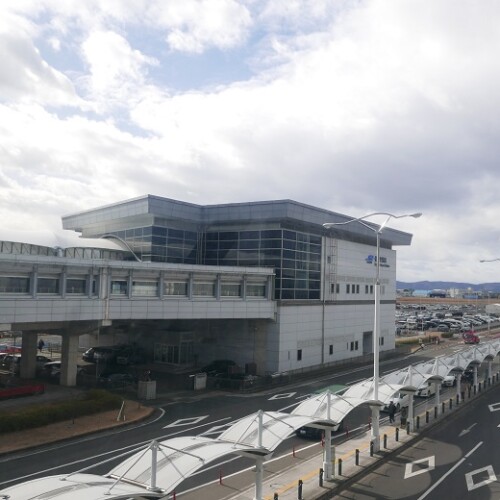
177,377,499,500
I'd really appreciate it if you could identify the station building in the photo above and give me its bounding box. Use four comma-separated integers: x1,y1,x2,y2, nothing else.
0,196,414,383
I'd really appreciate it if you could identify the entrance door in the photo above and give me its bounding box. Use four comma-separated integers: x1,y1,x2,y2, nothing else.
363,331,373,355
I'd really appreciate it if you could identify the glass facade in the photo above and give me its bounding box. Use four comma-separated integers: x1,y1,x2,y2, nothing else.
99,226,321,300
203,229,321,300
107,226,198,264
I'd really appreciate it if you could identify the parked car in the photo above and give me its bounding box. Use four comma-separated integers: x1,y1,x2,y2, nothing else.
43,361,85,379
382,392,409,412
415,381,437,397
82,346,122,363
295,421,344,440
200,360,237,377
115,346,146,365
442,374,456,387
97,371,137,388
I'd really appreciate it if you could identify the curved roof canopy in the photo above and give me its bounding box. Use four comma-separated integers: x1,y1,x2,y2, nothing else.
3,339,500,499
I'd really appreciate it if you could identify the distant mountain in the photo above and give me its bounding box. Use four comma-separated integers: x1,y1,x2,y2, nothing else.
396,281,500,292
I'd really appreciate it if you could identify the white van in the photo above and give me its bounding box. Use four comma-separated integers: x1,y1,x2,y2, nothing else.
416,381,437,397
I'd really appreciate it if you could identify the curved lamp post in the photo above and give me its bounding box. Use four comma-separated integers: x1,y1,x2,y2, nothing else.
323,211,421,451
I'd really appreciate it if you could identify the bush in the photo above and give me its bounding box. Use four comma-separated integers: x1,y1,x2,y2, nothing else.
0,390,122,434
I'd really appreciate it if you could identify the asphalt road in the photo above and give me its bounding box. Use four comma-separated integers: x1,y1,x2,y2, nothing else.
335,383,500,499
0,337,495,496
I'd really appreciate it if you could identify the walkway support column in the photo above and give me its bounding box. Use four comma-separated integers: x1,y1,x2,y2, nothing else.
473,365,478,391
323,429,333,480
19,333,38,379
254,458,264,500
407,393,414,432
434,381,441,416
456,373,462,402
370,405,380,452
60,331,80,387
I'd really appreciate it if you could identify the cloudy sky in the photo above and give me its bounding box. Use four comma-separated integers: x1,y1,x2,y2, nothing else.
2,0,500,284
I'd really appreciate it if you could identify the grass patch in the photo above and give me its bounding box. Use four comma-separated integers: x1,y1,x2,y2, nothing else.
0,389,122,434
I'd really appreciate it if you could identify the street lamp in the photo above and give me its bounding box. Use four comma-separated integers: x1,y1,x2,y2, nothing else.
323,211,422,451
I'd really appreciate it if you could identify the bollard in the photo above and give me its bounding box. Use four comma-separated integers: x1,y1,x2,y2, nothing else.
368,418,371,431
298,479,303,500
426,410,429,423
355,449,360,466
274,494,279,500
345,425,349,438
383,434,387,449
473,385,477,395
172,491,176,500
338,458,343,476
219,470,223,485
416,415,420,430
293,446,296,458
406,421,410,435
434,406,438,419
457,394,460,405
370,441,374,456
319,468,324,487
395,427,399,442
442,402,445,414
449,398,452,410
468,387,471,398
479,382,482,392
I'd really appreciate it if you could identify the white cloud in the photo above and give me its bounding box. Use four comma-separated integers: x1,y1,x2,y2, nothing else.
80,30,158,107
147,0,253,53
2,0,500,283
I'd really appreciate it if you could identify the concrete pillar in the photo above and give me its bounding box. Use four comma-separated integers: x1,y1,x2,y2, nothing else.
60,332,80,387
407,393,414,432
254,458,264,500
434,381,441,415
323,429,333,480
456,373,462,402
473,365,478,390
371,406,381,452
19,333,38,379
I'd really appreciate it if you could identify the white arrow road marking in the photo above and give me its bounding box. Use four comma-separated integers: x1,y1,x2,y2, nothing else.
163,415,209,428
466,465,497,491
459,422,477,437
199,422,235,437
296,394,312,399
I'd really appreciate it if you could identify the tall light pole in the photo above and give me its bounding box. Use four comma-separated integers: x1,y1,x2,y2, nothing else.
323,211,422,451
479,258,500,334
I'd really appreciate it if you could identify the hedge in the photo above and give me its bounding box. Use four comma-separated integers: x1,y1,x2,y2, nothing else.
0,389,122,434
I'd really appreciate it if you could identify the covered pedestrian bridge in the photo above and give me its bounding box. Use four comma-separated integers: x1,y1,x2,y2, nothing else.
2,339,499,500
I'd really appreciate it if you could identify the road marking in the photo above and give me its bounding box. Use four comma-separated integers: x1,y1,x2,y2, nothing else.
269,392,297,400
488,401,500,412
458,422,477,437
404,456,435,479
163,415,209,428
465,465,497,491
416,442,483,500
